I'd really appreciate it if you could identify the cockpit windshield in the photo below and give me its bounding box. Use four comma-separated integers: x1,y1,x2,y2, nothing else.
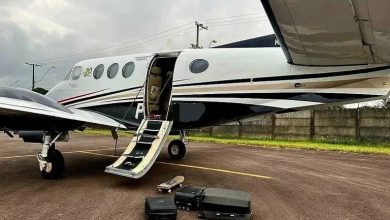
64,69,72,81
0,87,72,113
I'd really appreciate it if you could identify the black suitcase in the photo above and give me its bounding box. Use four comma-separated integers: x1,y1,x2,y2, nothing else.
198,188,252,220
174,186,205,211
145,197,177,220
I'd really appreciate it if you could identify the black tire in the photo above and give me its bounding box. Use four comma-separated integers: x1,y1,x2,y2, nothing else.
168,140,186,160
41,148,65,179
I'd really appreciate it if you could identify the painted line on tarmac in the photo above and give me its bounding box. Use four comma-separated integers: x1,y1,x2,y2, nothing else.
75,151,272,179
0,147,125,160
77,151,118,158
0,154,37,159
1,149,272,180
156,161,272,179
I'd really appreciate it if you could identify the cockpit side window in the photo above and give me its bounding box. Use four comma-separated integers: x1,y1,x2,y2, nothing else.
71,66,83,80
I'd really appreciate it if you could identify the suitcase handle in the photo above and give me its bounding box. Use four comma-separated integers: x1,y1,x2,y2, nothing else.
216,212,235,217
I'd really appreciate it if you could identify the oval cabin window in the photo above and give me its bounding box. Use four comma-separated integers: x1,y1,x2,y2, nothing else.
189,59,209,73
107,63,119,79
122,62,135,78
93,64,104,79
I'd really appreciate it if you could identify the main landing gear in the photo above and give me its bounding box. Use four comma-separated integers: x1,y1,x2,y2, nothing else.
168,130,188,160
36,132,65,179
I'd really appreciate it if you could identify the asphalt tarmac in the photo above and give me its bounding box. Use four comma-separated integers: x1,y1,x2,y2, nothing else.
0,134,390,219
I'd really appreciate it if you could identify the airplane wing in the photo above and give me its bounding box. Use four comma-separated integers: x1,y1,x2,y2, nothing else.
0,87,125,131
260,0,390,66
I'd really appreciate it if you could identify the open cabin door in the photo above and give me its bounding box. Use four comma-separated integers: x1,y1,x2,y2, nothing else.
105,53,178,179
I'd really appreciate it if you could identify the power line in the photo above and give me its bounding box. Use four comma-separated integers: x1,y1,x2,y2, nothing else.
208,18,266,27
40,30,197,84
205,16,266,25
35,22,194,63
0,11,269,90
34,12,265,63
40,17,262,66
11,69,33,88
199,11,263,22
35,66,56,83
95,27,195,55
38,28,197,69
33,18,264,67
2,65,29,86
41,26,196,64
97,29,197,56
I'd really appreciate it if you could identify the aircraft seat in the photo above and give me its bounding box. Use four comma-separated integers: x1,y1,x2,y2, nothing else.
148,67,162,112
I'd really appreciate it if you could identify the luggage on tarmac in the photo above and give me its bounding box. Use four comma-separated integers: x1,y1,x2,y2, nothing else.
174,185,205,211
198,188,252,220
145,196,177,220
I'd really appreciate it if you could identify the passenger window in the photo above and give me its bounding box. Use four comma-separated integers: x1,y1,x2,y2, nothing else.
93,64,104,79
71,66,82,80
189,59,209,73
122,62,135,78
107,63,119,79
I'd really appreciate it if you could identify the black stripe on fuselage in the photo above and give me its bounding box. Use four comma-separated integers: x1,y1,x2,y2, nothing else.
61,86,143,105
174,66,390,88
61,66,390,106
173,93,379,103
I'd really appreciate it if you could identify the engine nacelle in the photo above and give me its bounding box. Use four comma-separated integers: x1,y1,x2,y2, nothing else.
19,131,69,143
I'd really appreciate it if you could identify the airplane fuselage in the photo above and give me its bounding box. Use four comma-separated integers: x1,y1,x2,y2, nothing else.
47,48,390,130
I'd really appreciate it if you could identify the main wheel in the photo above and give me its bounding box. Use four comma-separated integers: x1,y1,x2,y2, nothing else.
168,140,186,160
41,148,65,179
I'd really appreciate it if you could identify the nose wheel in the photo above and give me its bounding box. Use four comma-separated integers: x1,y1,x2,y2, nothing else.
37,132,65,179
168,140,186,160
38,146,65,179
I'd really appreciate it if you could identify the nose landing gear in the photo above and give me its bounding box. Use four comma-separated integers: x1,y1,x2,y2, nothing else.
37,132,65,179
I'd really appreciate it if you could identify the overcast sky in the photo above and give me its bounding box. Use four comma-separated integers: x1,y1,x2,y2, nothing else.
0,0,273,89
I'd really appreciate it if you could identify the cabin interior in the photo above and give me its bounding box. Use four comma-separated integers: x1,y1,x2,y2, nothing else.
146,57,176,120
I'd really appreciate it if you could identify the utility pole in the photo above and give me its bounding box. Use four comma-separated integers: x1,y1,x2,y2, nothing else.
195,21,208,49
25,62,41,90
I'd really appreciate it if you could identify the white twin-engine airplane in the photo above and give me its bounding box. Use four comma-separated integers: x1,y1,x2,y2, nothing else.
1,0,390,179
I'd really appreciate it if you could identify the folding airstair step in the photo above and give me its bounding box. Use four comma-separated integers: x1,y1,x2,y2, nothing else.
146,120,163,130
105,119,173,179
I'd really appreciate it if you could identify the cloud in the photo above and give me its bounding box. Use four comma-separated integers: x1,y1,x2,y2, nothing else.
0,0,272,89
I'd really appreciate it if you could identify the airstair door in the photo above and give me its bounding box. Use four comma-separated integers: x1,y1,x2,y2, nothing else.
105,54,177,179
105,119,172,179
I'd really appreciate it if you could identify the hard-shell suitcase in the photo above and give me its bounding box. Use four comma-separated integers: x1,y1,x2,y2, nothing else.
145,196,177,220
174,185,205,210
198,188,252,220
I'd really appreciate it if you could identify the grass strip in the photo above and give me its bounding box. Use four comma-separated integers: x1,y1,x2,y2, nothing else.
75,130,390,156
186,136,390,156
75,129,134,137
